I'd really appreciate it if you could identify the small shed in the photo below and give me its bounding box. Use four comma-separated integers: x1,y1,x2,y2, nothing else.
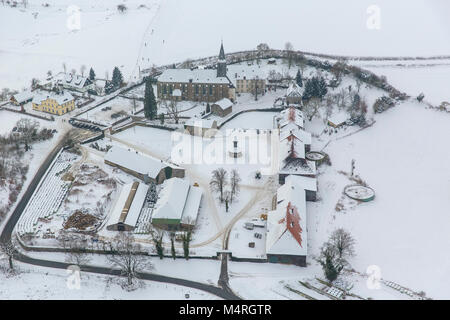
10,90,33,106
211,98,233,117
184,119,218,137
328,112,349,128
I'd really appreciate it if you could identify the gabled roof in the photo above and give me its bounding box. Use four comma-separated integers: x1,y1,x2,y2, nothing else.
55,72,91,89
286,82,304,98
12,90,33,104
213,98,233,110
32,90,74,105
107,181,149,229
266,177,308,256
185,118,217,129
277,107,304,129
105,146,178,179
280,127,312,146
158,69,230,84
152,178,202,224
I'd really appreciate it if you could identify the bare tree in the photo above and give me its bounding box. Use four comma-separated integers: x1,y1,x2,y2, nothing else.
210,168,228,203
0,240,15,271
164,100,180,124
107,232,152,288
304,97,321,121
256,43,270,52
230,169,241,203
329,228,355,263
80,65,86,77
284,42,294,68
65,236,91,268
62,62,67,73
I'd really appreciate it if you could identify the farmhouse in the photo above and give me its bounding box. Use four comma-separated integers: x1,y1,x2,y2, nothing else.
54,72,94,93
184,119,218,137
10,90,33,106
151,178,203,231
211,98,233,117
157,42,235,103
278,136,316,184
104,146,185,184
106,181,149,231
266,175,309,267
31,89,75,115
228,64,266,95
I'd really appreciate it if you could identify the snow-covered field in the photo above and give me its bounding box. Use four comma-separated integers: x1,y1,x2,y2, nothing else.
307,101,450,299
0,262,219,300
2,0,450,91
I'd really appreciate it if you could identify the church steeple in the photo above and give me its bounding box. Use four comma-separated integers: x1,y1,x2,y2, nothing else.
217,41,227,78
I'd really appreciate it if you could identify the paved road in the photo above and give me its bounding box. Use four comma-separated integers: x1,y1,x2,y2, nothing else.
0,132,240,300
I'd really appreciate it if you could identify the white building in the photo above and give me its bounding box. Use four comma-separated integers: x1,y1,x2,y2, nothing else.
151,178,203,230
266,175,311,266
106,181,149,231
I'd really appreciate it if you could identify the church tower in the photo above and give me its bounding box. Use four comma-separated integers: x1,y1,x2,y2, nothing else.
217,41,227,78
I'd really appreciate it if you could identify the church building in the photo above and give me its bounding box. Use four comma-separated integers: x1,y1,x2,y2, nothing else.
157,42,235,103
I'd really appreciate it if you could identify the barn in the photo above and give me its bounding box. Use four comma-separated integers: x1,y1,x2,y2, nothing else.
151,178,203,231
104,146,185,184
106,181,149,231
266,176,309,267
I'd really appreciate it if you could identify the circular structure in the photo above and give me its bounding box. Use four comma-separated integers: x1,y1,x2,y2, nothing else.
344,185,375,202
306,151,326,162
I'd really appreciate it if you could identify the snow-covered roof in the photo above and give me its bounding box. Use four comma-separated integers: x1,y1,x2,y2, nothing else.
181,185,203,225
266,177,308,256
277,107,304,129
105,146,176,179
227,64,266,86
152,178,202,224
280,127,312,146
158,69,230,84
278,138,316,176
286,82,304,97
185,118,217,129
328,111,349,125
285,175,317,192
213,98,233,110
55,72,90,89
107,182,149,229
12,90,33,104
31,90,74,105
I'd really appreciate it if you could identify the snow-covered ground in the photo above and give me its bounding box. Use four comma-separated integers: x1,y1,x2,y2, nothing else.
0,261,219,300
308,101,450,299
2,0,450,91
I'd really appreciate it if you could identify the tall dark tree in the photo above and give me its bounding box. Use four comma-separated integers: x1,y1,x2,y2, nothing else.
89,67,96,80
303,76,328,101
295,69,303,87
112,66,123,89
144,78,157,120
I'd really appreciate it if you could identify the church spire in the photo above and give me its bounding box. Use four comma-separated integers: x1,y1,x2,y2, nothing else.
217,40,227,78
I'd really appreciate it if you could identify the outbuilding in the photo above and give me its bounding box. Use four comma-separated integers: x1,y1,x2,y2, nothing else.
211,98,233,117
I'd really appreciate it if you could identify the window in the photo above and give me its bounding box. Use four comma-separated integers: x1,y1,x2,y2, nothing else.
169,85,173,94
163,84,167,94
209,85,213,96
195,85,199,95
202,85,206,95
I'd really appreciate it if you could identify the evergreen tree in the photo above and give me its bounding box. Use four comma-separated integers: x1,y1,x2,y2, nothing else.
206,103,211,113
303,76,328,101
89,67,96,80
295,69,303,87
144,79,157,120
111,66,123,89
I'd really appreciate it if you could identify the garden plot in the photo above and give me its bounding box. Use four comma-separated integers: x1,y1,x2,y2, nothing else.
60,163,117,232
16,151,79,238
